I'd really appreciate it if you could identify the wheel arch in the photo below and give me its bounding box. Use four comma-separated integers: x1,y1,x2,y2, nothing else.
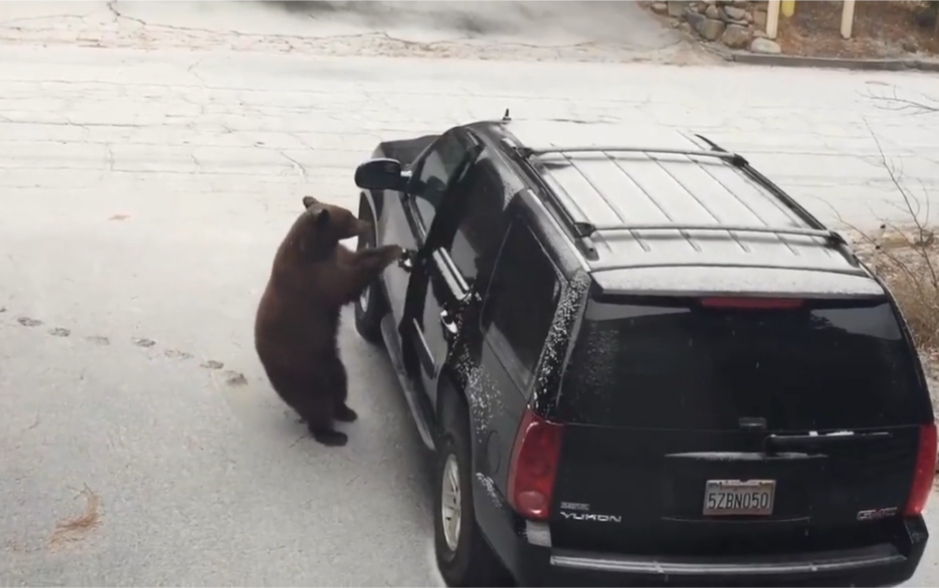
435,364,487,478
357,188,390,300
436,370,469,442
434,364,517,583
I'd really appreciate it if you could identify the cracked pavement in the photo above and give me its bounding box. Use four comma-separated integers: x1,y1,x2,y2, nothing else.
1,2,939,586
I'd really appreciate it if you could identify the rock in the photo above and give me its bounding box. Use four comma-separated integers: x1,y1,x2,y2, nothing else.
753,29,768,38
902,38,919,53
723,5,748,20
667,0,693,17
685,10,706,30
721,23,752,48
733,0,750,6
705,4,720,18
753,9,767,27
679,21,694,35
698,18,726,41
727,18,748,26
749,37,781,54
651,1,669,14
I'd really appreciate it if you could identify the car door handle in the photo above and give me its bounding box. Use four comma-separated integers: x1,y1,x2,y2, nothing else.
398,249,417,273
439,308,458,339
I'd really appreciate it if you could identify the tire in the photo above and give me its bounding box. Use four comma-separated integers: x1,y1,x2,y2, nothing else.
434,398,511,587
353,194,387,345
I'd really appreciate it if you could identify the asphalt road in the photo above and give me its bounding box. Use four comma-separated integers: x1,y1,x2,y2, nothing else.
1,2,939,586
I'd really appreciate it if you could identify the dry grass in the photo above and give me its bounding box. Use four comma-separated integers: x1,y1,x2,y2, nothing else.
838,121,939,378
48,484,101,548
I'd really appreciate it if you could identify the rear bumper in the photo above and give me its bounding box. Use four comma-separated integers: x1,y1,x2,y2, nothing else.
499,517,928,587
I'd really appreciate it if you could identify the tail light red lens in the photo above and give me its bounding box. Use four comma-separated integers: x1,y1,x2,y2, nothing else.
507,407,564,521
700,297,804,309
904,422,937,516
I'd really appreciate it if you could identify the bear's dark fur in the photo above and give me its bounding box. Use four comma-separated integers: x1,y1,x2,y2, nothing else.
254,196,402,447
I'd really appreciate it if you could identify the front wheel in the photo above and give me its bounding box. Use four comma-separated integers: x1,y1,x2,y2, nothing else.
353,194,387,345
433,399,511,587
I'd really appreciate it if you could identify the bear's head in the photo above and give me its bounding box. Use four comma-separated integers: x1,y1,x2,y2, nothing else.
294,196,371,260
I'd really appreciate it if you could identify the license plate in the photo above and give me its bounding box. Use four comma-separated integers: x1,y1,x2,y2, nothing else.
703,479,776,516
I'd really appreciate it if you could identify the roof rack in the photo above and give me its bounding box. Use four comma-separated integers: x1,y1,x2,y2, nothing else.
514,145,749,167
505,134,862,271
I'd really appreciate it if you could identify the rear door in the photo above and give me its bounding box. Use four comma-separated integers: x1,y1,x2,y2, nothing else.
549,294,933,556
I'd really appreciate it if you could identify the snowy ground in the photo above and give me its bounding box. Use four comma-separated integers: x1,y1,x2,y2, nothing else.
1,2,939,586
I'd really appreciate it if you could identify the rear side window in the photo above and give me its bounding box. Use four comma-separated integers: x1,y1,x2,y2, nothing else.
481,220,561,390
559,298,927,430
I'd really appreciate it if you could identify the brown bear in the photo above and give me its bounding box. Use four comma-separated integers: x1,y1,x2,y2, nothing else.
254,195,402,447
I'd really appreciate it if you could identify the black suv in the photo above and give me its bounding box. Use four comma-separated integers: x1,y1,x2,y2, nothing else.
350,116,936,587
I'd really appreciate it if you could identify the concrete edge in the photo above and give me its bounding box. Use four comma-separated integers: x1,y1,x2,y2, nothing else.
704,43,939,72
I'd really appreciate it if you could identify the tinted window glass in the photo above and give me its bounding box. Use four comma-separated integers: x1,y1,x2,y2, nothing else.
412,133,468,229
448,150,520,289
482,221,561,388
560,299,925,430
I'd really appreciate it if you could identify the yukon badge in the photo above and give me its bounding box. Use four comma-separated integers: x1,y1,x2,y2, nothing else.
560,511,623,524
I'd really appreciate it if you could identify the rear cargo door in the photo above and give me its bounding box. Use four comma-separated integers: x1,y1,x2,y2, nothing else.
550,295,932,556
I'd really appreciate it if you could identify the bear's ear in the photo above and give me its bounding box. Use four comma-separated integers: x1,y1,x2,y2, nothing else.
302,196,317,209
314,208,331,230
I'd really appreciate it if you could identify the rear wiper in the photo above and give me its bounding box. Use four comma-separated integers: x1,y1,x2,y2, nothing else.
764,431,893,453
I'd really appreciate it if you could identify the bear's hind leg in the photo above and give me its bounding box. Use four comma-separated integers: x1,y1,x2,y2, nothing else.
267,366,346,445
328,355,357,423
302,395,348,447
335,404,358,423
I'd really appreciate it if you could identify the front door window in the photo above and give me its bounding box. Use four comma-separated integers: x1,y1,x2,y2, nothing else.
410,132,471,233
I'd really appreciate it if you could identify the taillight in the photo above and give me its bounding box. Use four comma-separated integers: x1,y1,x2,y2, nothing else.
507,407,564,521
700,297,804,309
904,422,938,516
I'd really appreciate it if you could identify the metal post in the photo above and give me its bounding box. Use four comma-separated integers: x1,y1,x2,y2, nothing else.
841,0,856,39
766,0,781,39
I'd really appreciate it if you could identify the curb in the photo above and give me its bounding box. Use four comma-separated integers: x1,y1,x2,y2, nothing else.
706,45,939,72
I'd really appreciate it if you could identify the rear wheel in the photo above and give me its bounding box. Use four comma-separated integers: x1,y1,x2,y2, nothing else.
353,194,386,345
433,398,511,587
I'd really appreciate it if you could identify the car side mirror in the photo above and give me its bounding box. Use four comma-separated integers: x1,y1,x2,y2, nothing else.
354,158,405,191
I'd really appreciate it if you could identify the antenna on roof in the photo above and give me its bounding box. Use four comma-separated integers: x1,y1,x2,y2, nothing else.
502,108,511,122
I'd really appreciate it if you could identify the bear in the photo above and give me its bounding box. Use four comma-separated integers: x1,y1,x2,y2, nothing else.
254,195,403,447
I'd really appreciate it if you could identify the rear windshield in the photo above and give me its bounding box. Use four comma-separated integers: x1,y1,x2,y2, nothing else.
559,297,927,430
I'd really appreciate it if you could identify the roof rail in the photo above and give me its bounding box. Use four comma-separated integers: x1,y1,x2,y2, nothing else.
514,145,749,167
589,223,844,242
591,261,871,279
